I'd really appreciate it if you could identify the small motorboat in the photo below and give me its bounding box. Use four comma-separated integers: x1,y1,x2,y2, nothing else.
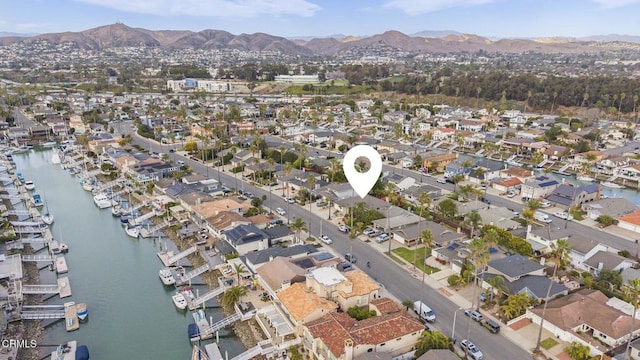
602,181,624,189
76,303,88,322
82,181,94,192
159,268,176,286
24,180,35,190
172,292,188,310
59,243,69,253
125,225,140,238
111,205,122,217
41,212,54,225
31,193,44,207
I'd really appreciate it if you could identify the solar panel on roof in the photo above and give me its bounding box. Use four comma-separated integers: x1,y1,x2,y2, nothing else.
447,243,460,251
313,253,334,261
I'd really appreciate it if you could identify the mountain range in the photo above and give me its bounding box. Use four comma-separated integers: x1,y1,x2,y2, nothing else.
1,23,639,55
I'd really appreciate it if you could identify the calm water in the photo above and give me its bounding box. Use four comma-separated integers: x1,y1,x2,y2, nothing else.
14,150,244,359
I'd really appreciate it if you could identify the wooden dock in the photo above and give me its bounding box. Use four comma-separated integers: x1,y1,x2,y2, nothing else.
57,277,72,298
55,256,68,274
157,250,175,267
64,302,79,332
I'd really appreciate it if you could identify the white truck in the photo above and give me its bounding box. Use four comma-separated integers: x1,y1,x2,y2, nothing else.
534,211,552,223
413,301,436,322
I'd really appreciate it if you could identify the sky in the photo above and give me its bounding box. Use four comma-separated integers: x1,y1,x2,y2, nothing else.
0,0,639,38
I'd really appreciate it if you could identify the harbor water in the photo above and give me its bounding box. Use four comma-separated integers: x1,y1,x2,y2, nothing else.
14,150,245,359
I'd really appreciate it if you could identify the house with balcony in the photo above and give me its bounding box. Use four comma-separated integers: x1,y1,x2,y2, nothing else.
223,224,270,255
305,267,380,312
520,176,560,200
546,183,601,208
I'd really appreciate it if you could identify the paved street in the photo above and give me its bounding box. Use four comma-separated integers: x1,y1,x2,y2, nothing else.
122,125,535,360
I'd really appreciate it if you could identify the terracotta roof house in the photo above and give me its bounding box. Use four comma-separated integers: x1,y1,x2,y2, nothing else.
492,177,522,193
369,297,402,315
501,166,534,182
303,311,424,360
306,268,380,312
527,289,640,355
277,282,338,328
618,209,640,234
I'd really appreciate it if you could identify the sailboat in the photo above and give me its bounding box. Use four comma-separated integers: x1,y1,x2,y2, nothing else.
41,192,54,225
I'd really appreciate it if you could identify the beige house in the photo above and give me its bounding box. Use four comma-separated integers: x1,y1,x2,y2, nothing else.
277,282,338,330
306,268,380,311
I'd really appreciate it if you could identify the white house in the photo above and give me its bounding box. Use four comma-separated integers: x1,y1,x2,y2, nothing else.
566,235,609,271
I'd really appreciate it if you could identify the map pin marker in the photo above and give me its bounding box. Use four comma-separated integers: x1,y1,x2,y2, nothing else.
343,145,382,199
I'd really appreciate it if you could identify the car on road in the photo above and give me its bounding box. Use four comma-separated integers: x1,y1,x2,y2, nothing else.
480,197,491,205
460,339,484,360
481,318,501,333
510,210,520,217
507,191,517,198
284,197,296,204
375,233,389,243
553,211,573,220
275,207,286,216
338,225,350,233
436,178,447,184
521,196,531,202
320,235,333,244
177,160,185,165
245,192,255,199
464,309,483,322
345,253,357,263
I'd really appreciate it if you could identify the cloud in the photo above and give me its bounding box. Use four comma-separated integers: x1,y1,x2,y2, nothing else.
590,0,640,8
73,0,321,17
383,0,495,14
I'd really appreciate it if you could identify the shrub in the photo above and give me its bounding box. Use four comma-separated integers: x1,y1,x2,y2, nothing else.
480,225,533,256
347,306,376,320
596,215,617,227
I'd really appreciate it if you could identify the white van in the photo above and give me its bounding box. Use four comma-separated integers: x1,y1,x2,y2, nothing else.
534,211,552,223
413,301,436,322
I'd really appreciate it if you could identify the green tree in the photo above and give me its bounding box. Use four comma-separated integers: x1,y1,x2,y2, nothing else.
221,285,248,308
289,217,307,243
414,330,452,358
500,292,535,321
184,141,198,153
564,342,590,360
233,263,248,285
347,305,376,320
485,275,508,301
437,198,457,219
401,299,414,311
624,279,640,356
465,210,482,238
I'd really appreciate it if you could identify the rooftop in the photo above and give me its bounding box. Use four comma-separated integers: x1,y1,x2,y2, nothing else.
311,267,347,287
277,283,338,322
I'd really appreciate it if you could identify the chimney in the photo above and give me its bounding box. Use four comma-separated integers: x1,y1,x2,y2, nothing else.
281,279,291,290
597,262,604,271
344,339,354,360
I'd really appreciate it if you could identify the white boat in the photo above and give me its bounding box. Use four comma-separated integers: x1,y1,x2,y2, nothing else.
51,151,61,164
41,141,57,148
59,243,69,253
172,292,188,310
602,181,624,189
576,175,596,182
76,303,88,321
111,204,122,217
82,181,93,192
42,212,54,225
124,225,140,238
24,180,35,190
93,193,112,209
159,268,176,286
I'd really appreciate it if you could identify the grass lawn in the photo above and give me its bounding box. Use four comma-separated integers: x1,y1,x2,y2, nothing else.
540,338,559,350
570,210,585,221
392,246,439,274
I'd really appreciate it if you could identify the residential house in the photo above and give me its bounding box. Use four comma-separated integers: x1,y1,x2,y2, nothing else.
306,267,380,311
176,192,216,213
421,152,457,172
243,244,318,273
566,234,610,271
384,173,415,191
205,211,249,237
520,176,560,200
256,257,307,294
583,251,634,276
543,145,571,161
476,207,521,230
277,282,339,329
302,311,423,360
582,198,637,221
223,224,270,255
526,226,572,254
501,167,535,182
546,183,601,208
527,289,639,356
492,177,522,193
369,297,402,316
486,254,545,282
403,184,443,205
308,131,333,144
4,127,29,141
617,209,640,234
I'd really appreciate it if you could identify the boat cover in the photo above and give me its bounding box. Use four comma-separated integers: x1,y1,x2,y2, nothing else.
75,345,90,360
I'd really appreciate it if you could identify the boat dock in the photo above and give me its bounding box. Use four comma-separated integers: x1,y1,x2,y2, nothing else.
158,245,197,267
55,256,68,274
20,277,71,298
175,263,210,286
139,220,170,238
57,277,72,298
129,209,159,226
190,313,241,342
188,286,228,310
64,302,79,331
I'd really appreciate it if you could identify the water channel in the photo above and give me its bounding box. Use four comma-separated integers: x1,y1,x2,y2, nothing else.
13,150,244,359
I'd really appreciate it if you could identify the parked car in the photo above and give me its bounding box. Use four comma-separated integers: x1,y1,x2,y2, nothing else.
464,309,483,322
553,211,573,220
340,261,354,272
320,235,333,244
284,197,295,204
363,227,376,236
534,211,553,223
177,160,185,165
480,292,494,302
481,319,501,334
436,178,447,184
540,199,552,207
507,191,517,198
338,225,350,233
368,229,382,238
521,196,531,202
345,253,357,263
460,339,484,360
275,207,286,216
375,233,389,243
480,197,491,205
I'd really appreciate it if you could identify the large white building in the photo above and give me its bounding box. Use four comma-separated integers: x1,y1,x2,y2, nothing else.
166,79,233,93
273,75,320,84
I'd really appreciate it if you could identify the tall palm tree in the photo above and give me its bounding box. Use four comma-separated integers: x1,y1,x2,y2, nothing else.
283,161,292,197
221,285,248,308
624,278,640,356
619,92,627,119
485,275,508,301
469,237,490,311
278,145,286,165
233,263,248,285
418,192,431,220
348,222,364,256
289,217,307,243
328,158,341,183
465,210,482,239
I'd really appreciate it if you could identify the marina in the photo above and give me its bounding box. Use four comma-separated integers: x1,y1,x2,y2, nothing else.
11,150,245,359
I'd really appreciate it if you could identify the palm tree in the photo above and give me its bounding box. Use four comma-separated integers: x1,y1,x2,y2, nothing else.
348,222,364,256
283,161,292,197
418,192,431,220
550,91,558,114
465,210,482,239
328,158,340,183
401,299,414,311
451,174,465,192
279,145,286,165
233,263,248,285
414,330,452,358
619,92,627,119
469,237,490,311
485,275,508,302
289,217,307,243
476,86,482,108
624,279,640,356
221,285,248,308
633,94,639,124
307,174,316,218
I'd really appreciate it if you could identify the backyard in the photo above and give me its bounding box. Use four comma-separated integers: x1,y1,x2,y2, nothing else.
391,246,439,274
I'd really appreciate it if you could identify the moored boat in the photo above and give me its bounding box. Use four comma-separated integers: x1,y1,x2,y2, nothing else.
42,212,54,225
50,340,91,360
16,172,25,183
51,151,61,164
59,243,69,253
576,175,596,182
602,181,624,189
82,181,93,192
124,225,140,238
159,268,176,286
93,193,112,209
172,292,188,310
76,303,88,322
111,204,122,217
31,193,45,207
24,180,35,190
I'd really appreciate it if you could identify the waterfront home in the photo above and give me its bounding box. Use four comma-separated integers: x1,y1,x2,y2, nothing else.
582,198,637,220
546,183,601,208
4,127,29,141
302,311,423,360
278,282,339,329
500,167,534,182
543,145,571,161
306,267,380,311
256,257,307,293
566,234,610,271
205,211,249,237
176,192,216,213
243,244,318,273
223,224,270,255
583,251,634,276
520,176,560,200
527,289,639,356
